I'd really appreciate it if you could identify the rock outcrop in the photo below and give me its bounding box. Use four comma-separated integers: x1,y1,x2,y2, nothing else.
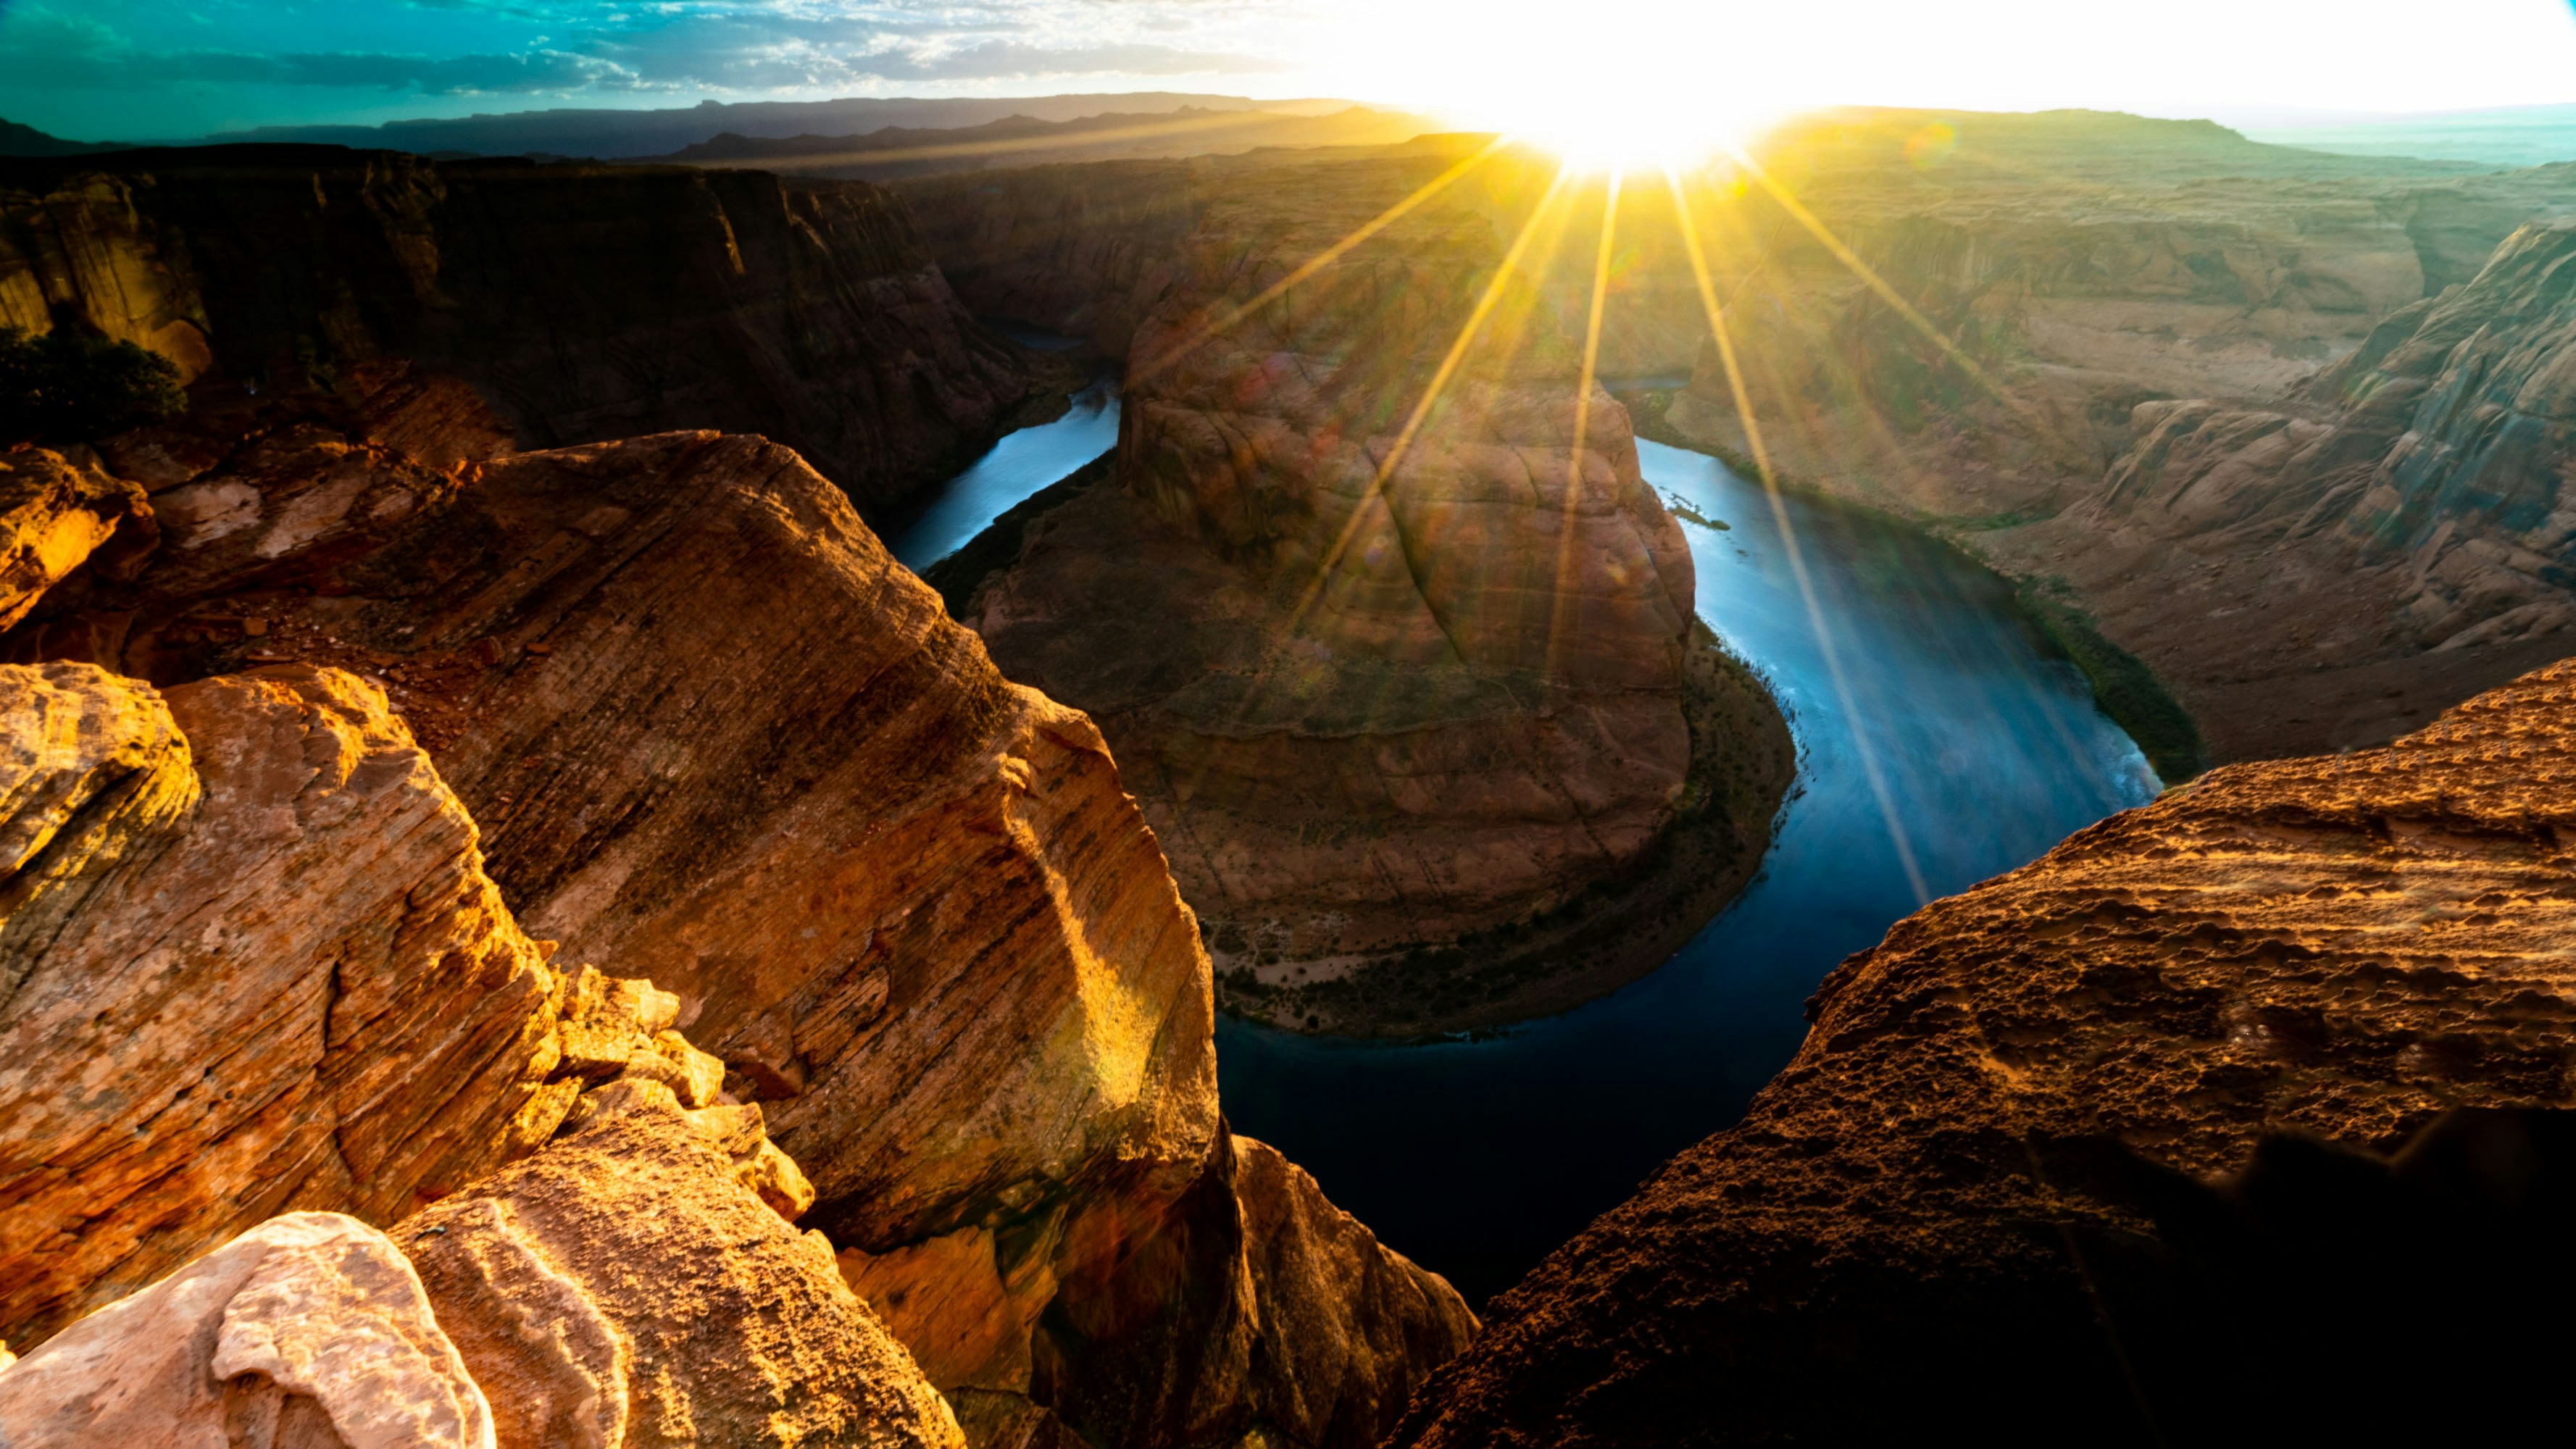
938,152,1788,1032
1,387,1475,1445
399,1089,962,1449
0,661,564,1345
0,1211,493,1449
0,146,1033,513
1388,653,2576,1446
0,446,151,628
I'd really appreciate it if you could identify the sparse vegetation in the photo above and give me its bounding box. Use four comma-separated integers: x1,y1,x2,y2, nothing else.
0,325,186,446
2016,577,2208,784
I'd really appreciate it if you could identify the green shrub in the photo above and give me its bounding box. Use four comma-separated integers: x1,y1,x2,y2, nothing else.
0,326,187,446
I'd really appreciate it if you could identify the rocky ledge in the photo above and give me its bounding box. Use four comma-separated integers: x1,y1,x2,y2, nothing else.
0,146,1046,515
0,369,1473,1446
1390,653,2576,1445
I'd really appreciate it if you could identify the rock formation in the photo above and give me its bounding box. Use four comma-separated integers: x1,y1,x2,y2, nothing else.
926,151,1789,1032
0,146,1035,513
1388,653,2576,1445
0,660,567,1345
1,378,1475,1445
399,1090,962,1449
0,446,152,628
0,1211,495,1449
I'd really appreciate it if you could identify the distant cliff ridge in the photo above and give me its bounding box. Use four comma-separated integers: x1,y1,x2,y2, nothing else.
0,146,1035,514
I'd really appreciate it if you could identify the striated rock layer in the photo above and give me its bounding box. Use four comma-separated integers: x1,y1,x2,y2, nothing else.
0,661,567,1345
1,389,1475,1446
938,151,1788,1032
0,146,1032,512
1390,654,2576,1446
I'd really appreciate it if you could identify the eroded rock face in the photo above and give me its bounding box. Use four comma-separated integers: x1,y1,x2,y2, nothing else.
399,1090,962,1449
0,662,564,1346
1,403,1472,1446
0,1211,493,1449
0,147,1031,512
1389,654,2576,1447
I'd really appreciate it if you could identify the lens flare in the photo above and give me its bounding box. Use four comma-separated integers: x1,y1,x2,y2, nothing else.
1327,0,1799,172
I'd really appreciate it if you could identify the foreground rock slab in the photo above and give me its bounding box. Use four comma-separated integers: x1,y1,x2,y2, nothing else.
0,1211,493,1449
400,1087,962,1449
1391,654,2576,1446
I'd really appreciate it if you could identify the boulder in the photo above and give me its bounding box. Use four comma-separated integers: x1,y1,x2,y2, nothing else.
0,1211,493,1449
397,1089,962,1449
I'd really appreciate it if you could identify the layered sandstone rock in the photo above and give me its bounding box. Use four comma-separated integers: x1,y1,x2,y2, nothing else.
1389,654,2576,1446
942,155,1786,1032
399,1090,961,1449
0,662,564,1345
0,1211,492,1449
0,446,152,628
0,146,1032,511
1981,215,2576,761
2,398,1475,1445
0,654,824,1360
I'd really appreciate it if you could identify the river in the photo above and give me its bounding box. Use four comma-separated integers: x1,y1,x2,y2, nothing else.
886,372,1120,570
906,408,2159,1304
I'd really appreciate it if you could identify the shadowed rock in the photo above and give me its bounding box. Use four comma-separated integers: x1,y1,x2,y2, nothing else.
1388,653,2576,1447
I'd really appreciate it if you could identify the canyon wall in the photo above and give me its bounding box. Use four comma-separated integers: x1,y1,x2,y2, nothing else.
0,146,1033,513
925,150,1790,1034
1390,653,2576,1445
1638,113,2576,762
0,376,1474,1445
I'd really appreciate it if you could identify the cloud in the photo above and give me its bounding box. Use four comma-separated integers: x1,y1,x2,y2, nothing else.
0,42,647,96
860,40,1293,80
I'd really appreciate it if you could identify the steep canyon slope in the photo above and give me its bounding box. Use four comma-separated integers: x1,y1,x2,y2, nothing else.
0,146,1038,514
1391,653,2576,1446
1640,110,2576,761
0,370,1475,1447
915,151,1792,1034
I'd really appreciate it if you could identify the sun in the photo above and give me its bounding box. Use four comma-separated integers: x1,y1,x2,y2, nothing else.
1320,0,1803,172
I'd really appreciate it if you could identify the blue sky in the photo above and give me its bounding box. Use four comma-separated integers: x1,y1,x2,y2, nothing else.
6,0,2575,145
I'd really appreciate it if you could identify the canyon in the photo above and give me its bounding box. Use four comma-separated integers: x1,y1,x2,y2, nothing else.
8,93,2576,1449
904,113,2576,774
913,151,1792,1033
0,143,1473,1449
0,146,1044,515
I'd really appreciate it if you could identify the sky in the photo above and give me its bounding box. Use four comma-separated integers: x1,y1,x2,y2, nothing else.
4,0,2574,145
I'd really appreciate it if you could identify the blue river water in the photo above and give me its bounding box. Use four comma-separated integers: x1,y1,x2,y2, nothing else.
905,408,2157,1304
1213,439,2158,1303
887,375,1121,570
